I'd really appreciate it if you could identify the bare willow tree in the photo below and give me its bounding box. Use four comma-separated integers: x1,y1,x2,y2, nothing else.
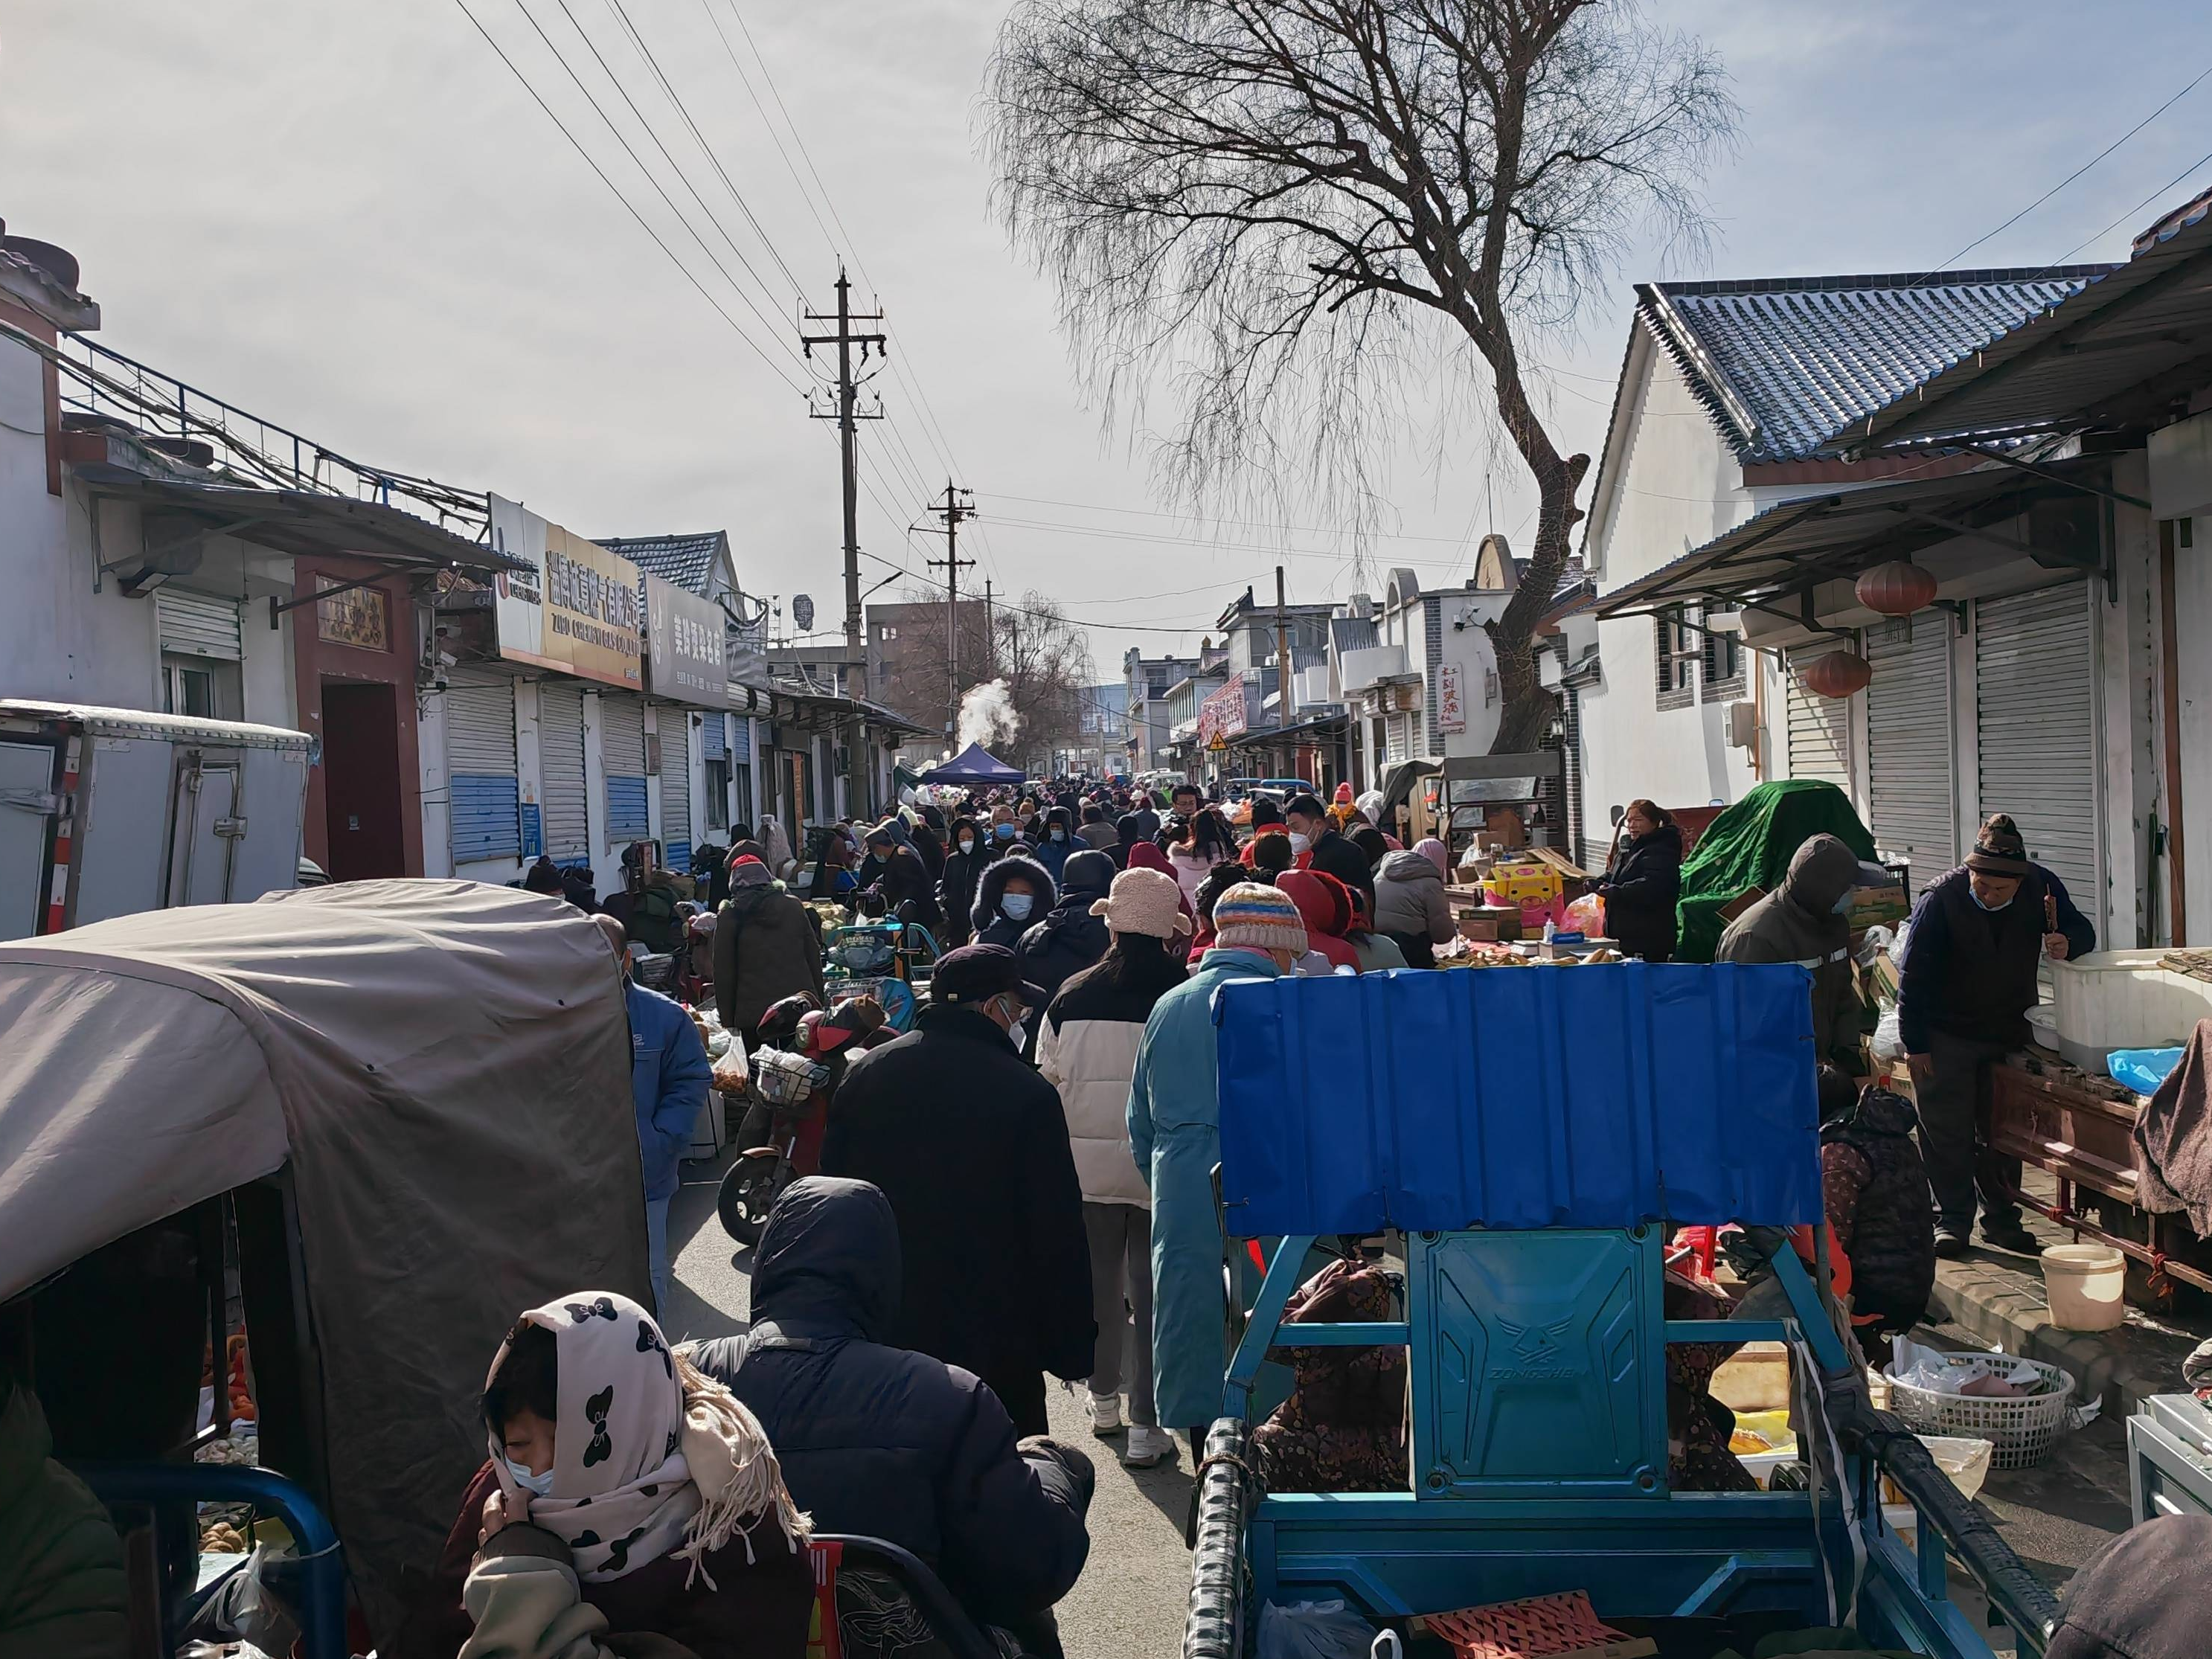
984,0,1734,751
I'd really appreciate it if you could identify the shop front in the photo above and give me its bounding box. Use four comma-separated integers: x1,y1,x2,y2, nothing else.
289,557,423,882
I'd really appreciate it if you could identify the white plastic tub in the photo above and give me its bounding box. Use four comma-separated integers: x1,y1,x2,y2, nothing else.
2042,1243,2126,1332
2051,949,2212,1070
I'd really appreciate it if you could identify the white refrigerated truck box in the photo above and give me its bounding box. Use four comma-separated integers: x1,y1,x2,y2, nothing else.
0,700,311,939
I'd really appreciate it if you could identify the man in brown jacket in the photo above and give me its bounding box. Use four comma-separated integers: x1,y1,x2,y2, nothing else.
713,854,825,1047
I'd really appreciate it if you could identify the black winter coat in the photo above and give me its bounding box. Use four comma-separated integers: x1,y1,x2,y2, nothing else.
1822,1088,1936,1327
971,854,1058,952
821,1006,1095,1434
937,844,995,945
1304,827,1376,915
1015,851,1116,1015
690,1179,1092,1628
1597,822,1683,963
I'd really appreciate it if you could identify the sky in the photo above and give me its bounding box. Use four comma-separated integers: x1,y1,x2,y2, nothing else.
6,1,2212,678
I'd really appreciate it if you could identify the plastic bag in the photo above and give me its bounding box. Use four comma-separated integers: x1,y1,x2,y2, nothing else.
2109,1046,2185,1096
1871,1004,1905,1062
1885,1336,2054,1398
1257,1600,1374,1659
1564,892,1606,936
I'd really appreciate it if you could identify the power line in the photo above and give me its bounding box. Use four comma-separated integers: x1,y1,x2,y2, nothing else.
978,492,1497,548
450,0,807,395
2033,142,2212,277
1914,60,2212,282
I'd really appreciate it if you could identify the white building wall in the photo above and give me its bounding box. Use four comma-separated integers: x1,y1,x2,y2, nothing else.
420,687,453,879
1580,336,1760,832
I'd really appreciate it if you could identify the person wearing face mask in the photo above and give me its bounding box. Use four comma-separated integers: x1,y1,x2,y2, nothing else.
1714,835,1876,1082
1129,882,1309,1452
1282,792,1376,919
1897,814,2091,1258
821,946,1096,1437
1034,806,1078,882
936,815,995,947
972,853,1057,951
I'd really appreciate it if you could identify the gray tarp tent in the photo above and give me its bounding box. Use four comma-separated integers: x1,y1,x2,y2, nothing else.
916,741,1026,786
0,879,648,1647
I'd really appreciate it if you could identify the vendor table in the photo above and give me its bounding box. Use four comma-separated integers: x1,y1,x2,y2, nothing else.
1987,1057,2212,1298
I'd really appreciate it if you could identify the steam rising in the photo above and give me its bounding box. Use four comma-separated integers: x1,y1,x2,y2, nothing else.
958,678,1021,750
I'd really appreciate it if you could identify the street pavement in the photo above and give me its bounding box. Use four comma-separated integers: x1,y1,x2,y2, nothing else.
663,1152,1196,1659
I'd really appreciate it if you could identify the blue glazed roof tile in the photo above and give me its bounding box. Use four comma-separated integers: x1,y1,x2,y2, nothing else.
594,531,728,596
1641,268,2112,462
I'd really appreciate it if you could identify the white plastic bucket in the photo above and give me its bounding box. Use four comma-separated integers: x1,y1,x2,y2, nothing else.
2042,1244,2126,1332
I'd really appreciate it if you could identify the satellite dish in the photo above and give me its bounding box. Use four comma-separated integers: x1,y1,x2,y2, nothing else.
792,593,815,632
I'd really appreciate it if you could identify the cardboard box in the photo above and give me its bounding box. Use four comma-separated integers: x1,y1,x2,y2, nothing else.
1847,882,1910,931
1458,914,1501,942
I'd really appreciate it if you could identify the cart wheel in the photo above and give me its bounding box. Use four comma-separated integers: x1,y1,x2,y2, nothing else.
718,1152,791,1248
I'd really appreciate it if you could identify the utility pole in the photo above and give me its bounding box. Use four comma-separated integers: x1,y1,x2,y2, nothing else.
801,268,885,818
927,481,976,753
1275,565,1292,775
983,578,995,679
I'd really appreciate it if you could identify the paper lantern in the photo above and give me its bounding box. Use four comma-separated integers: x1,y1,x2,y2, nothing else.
1801,650,1873,699
1855,559,1940,617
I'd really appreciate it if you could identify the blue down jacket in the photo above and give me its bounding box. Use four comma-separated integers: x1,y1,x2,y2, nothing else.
690,1178,1091,1628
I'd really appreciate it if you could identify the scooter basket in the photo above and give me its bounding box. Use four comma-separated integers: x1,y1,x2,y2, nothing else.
748,1047,830,1107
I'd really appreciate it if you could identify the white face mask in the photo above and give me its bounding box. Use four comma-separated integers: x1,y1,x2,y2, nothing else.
504,1457,555,1498
1001,892,1035,922
959,838,975,853
1288,832,1312,855
1051,827,1067,841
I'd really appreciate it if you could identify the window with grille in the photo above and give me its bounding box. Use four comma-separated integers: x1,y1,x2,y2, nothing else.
1700,610,1745,702
1654,614,1698,710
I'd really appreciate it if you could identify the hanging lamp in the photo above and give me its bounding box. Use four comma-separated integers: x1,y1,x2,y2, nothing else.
1800,650,1873,699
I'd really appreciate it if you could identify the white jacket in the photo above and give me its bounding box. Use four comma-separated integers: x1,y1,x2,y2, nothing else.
1036,968,1155,1207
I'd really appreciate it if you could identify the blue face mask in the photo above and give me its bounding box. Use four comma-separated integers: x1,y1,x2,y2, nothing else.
1051,827,1067,841
1969,887,2013,913
504,1457,555,1498
1001,892,1035,922
993,823,1016,841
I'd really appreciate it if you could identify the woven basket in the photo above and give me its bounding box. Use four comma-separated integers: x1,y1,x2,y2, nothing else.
1884,1356,2073,1469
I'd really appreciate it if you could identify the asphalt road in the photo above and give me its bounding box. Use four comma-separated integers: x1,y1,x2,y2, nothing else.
662,1150,1196,1659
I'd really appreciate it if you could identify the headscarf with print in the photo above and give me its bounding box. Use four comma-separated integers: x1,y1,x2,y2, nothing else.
484,1293,809,1585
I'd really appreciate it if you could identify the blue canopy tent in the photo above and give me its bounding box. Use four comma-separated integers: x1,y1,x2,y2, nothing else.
916,742,1025,786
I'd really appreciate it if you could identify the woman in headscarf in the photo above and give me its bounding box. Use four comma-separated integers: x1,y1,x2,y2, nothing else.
935,816,993,947
1373,838,1456,968
756,815,795,883
416,1292,812,1659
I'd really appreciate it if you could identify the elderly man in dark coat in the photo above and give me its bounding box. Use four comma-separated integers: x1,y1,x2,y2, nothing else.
690,1178,1093,1653
1897,814,2087,1257
821,945,1095,1436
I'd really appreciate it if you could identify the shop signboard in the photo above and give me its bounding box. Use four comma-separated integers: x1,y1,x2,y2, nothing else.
644,574,731,704
315,577,390,651
1198,673,1248,742
1437,661,1466,735
487,495,643,689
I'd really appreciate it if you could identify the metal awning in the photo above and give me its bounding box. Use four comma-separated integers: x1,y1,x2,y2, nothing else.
1593,458,2103,629
74,466,519,574
1827,190,2212,455
1225,711,1347,748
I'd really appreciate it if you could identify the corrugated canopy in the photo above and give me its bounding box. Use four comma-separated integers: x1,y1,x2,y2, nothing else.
1827,190,2212,455
1214,964,1822,1236
1593,456,2103,624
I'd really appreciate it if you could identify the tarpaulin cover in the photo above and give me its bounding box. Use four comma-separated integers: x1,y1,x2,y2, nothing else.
916,741,1026,785
0,880,646,1649
1673,779,1876,963
1214,963,1822,1236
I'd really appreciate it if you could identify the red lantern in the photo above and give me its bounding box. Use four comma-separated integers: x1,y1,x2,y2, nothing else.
1801,650,1873,699
1855,559,1940,617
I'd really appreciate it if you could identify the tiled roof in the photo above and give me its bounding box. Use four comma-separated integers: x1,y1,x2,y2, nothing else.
1329,614,1378,655
594,531,728,595
1641,268,2113,461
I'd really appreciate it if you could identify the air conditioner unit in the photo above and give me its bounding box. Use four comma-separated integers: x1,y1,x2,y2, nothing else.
1726,700,1759,750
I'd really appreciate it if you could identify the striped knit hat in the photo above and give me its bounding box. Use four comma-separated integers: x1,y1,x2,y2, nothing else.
1211,882,1309,957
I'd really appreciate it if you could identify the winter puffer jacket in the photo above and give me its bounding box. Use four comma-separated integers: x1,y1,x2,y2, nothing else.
690,1179,1093,1628
1595,821,1683,963
1016,851,1116,1013
714,867,827,1033
972,853,1057,951
1373,850,1454,944
1821,1087,1936,1329
0,1382,126,1659
1716,834,1862,1069
1037,958,1176,1206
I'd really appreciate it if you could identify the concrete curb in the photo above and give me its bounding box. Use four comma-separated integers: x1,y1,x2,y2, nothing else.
1932,1236,2205,1416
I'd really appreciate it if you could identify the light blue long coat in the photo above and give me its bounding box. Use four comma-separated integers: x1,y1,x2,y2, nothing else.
1127,949,1283,1431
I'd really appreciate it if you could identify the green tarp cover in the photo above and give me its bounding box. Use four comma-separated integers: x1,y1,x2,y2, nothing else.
1675,779,1876,963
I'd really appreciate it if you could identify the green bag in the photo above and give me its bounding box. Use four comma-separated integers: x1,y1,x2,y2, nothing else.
1674,780,1876,963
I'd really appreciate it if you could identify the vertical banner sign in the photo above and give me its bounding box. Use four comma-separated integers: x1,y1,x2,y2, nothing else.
488,494,644,688
1437,661,1466,736
644,573,733,704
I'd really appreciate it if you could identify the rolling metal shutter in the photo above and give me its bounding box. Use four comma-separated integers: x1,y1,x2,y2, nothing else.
1975,582,2099,905
445,673,520,863
1784,649,1852,788
699,713,725,760
659,713,692,872
600,693,650,840
156,590,242,660
1865,617,1957,884
729,714,751,763
539,681,591,860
